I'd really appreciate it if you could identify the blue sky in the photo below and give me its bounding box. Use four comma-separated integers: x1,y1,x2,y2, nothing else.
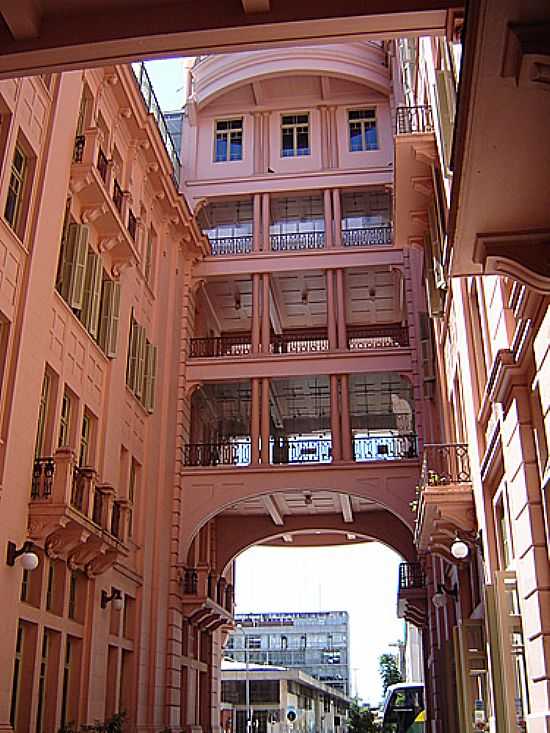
143,58,187,110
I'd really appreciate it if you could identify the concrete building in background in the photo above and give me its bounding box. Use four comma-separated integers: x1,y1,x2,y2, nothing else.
226,612,350,695
220,660,350,733
0,1,549,732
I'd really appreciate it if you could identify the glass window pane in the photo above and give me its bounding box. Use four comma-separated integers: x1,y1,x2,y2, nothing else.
349,124,363,151
297,128,309,156
229,131,242,160
215,136,228,162
282,128,294,157
365,125,378,150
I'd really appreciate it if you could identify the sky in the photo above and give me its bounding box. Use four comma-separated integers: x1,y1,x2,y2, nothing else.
143,58,188,110
234,543,404,705
142,59,406,705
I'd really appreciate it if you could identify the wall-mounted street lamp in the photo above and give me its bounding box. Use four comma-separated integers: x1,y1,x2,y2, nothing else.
6,541,39,570
432,583,458,608
450,537,470,560
101,587,124,611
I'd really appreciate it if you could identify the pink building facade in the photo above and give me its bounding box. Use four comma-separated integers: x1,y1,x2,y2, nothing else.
0,0,549,731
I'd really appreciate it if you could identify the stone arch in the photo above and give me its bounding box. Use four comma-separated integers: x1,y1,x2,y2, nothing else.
212,506,416,576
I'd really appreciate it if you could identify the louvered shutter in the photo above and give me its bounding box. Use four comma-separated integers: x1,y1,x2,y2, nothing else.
435,69,455,170
144,342,157,413
126,316,139,390
68,224,89,309
135,326,146,398
81,252,103,337
98,280,121,357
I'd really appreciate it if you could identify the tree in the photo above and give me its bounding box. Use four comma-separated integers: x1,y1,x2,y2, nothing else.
348,698,379,733
379,653,403,695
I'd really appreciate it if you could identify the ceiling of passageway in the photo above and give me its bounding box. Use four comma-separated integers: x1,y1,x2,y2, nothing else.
0,2,460,78
201,266,402,332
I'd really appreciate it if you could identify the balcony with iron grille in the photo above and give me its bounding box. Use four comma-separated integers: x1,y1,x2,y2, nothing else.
414,443,476,555
183,376,418,468
70,128,139,267
180,567,234,629
396,562,427,628
29,448,129,575
393,105,437,248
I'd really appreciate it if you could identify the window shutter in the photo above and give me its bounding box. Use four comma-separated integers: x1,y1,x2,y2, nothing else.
99,280,120,357
135,326,146,398
126,316,138,390
144,342,157,413
81,252,103,337
435,69,455,171
68,224,89,309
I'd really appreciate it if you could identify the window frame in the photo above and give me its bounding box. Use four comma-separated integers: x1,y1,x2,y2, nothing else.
281,113,310,158
347,108,379,152
4,144,27,233
214,117,244,163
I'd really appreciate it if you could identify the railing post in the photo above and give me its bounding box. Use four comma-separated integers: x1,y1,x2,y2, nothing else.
51,447,77,505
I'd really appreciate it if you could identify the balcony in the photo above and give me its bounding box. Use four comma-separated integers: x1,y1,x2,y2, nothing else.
395,105,434,135
187,324,409,360
393,105,436,248
415,443,476,554
210,235,253,256
70,128,139,268
181,568,234,629
342,225,393,247
182,433,417,467
270,231,325,252
29,449,128,575
396,562,427,628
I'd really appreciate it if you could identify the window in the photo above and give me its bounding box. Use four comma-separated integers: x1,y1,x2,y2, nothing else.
247,636,261,650
281,114,310,157
58,391,72,447
215,119,243,162
36,631,49,733
79,413,92,467
126,313,157,412
128,459,138,538
10,623,24,728
144,227,154,285
35,372,51,458
60,637,72,729
4,145,27,232
348,109,378,151
128,209,137,240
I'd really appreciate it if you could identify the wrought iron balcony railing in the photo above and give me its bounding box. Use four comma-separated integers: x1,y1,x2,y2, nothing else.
113,179,124,213
396,105,434,135
271,330,329,354
73,134,85,163
97,148,109,183
420,443,471,489
188,334,252,358
347,324,409,350
209,235,253,256
183,440,252,467
131,62,182,184
342,225,393,247
31,457,55,499
183,434,418,466
398,562,425,591
270,231,325,251
353,434,418,461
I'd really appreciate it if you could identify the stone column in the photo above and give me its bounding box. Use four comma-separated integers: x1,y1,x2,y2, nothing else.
340,374,353,461
326,270,337,350
261,378,270,465
336,268,347,349
261,273,270,353
332,188,342,247
330,375,342,462
253,193,261,253
251,273,261,353
261,192,270,252
250,378,261,465
323,188,333,248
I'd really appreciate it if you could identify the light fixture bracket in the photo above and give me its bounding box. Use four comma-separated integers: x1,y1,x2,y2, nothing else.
7,540,34,567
